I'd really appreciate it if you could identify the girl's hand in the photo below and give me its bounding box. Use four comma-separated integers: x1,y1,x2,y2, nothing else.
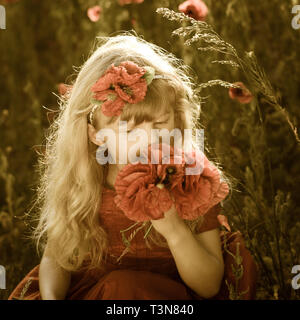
150,201,187,242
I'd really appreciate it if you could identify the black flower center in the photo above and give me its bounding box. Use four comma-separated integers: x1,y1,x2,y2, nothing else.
166,166,176,175
119,84,132,96
234,88,244,96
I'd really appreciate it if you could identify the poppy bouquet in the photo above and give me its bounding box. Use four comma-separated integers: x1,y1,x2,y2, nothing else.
112,142,229,262
114,143,229,222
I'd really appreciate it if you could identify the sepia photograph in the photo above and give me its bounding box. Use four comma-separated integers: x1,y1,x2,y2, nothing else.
0,0,299,305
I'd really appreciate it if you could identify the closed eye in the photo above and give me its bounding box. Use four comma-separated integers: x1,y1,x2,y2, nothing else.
154,120,168,125
125,120,168,133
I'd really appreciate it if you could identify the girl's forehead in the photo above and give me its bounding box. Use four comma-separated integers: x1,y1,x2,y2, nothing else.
121,108,172,124
100,107,173,128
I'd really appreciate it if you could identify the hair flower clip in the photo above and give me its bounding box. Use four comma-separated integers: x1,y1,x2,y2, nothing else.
88,61,166,123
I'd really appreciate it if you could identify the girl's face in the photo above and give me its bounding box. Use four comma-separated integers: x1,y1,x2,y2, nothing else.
89,107,175,167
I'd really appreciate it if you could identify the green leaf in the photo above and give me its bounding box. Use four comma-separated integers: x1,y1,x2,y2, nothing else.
142,66,155,85
107,93,117,101
91,98,104,106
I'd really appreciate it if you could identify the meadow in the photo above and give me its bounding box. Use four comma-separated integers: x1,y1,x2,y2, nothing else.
0,0,299,300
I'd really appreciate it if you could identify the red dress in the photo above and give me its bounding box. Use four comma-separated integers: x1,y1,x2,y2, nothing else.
8,186,258,300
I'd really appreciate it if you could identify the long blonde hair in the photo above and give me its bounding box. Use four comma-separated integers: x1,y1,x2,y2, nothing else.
30,31,232,272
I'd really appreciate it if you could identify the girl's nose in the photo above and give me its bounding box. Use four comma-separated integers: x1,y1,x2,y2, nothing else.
132,122,159,158
140,122,160,147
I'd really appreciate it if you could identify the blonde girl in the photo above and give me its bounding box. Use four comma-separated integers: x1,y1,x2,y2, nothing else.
8,32,257,300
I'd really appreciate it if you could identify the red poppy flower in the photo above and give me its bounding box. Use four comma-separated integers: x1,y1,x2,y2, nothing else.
87,6,102,22
114,143,229,222
178,0,208,21
114,143,186,222
91,61,148,116
173,148,229,219
114,163,174,221
229,82,253,104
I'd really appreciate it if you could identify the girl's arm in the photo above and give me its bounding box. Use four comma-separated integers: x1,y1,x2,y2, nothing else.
166,225,224,299
151,204,224,299
39,243,72,300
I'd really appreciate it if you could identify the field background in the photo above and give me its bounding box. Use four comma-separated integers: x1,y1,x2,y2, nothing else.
0,0,299,300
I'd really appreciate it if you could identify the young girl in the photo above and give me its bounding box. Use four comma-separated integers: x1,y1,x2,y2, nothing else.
8,33,257,300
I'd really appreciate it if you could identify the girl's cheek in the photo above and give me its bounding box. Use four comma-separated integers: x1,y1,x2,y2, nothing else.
107,141,117,163
126,141,143,163
112,138,135,164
